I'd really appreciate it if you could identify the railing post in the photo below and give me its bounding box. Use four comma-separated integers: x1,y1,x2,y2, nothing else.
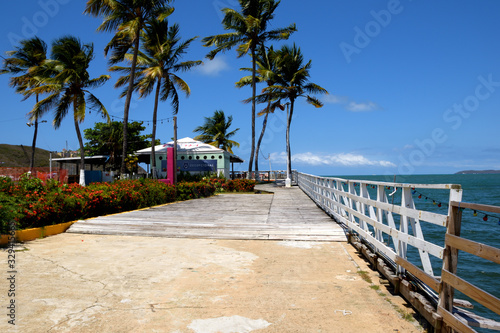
403,186,433,276
348,181,360,228
438,188,463,315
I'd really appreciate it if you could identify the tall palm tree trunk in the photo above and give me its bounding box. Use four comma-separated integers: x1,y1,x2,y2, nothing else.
30,95,39,172
285,99,295,187
151,79,162,179
248,46,257,179
120,34,141,176
254,99,271,182
30,94,38,173
74,115,86,186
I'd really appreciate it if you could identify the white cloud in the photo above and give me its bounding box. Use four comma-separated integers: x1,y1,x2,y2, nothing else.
322,94,348,104
270,152,395,167
322,95,380,112
345,101,379,112
196,57,229,76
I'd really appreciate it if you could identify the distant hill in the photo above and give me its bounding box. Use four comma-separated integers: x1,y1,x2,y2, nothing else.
455,170,500,174
0,144,51,168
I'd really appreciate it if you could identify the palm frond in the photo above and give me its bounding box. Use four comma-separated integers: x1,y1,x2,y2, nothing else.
306,95,324,108
172,60,202,73
86,92,110,121
134,74,156,98
235,75,254,88
29,92,60,121
236,40,252,58
108,65,132,74
202,32,243,59
86,75,111,89
265,23,298,41
52,93,72,128
303,82,328,95
170,74,190,97
74,92,87,123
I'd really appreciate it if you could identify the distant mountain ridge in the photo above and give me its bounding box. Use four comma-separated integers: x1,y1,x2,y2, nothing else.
455,170,500,174
0,144,51,168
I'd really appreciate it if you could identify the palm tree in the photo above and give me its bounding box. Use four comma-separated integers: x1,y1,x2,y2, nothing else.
266,44,328,186
193,110,240,154
236,45,280,180
111,19,201,178
84,0,173,176
202,0,295,178
1,37,48,171
28,36,110,186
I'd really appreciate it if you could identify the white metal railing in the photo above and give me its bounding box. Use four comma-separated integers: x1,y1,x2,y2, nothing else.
231,170,295,182
295,171,462,277
295,171,500,331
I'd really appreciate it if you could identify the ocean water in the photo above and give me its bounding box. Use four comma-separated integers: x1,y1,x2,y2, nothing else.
325,174,500,329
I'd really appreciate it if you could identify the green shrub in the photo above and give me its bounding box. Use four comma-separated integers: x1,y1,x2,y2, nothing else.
0,176,13,193
0,192,21,234
18,173,44,192
176,181,216,201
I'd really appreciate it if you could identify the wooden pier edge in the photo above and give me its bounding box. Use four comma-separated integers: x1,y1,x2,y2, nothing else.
348,232,443,330
347,232,500,333
296,172,500,333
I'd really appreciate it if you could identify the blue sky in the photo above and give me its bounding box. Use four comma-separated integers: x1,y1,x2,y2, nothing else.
1,0,499,176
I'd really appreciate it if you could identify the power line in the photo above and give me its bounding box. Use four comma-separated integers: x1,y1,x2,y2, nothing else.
110,115,175,125
0,117,27,123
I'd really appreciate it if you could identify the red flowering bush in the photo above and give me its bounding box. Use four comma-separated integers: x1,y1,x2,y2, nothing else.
0,176,177,233
0,174,256,234
223,179,256,192
199,178,256,193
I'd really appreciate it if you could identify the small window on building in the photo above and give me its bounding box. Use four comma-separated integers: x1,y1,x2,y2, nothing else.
189,156,192,160
196,156,200,160
211,155,215,159
203,156,207,160
181,156,185,160
219,155,223,159
159,156,163,160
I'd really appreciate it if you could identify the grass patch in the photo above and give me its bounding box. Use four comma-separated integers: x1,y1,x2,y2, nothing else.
15,248,29,252
357,270,372,284
396,307,415,322
385,297,416,324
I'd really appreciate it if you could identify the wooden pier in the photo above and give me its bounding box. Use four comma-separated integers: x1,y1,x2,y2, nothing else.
68,184,347,242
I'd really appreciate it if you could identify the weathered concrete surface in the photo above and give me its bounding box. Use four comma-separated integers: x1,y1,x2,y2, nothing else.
68,184,346,241
1,233,422,333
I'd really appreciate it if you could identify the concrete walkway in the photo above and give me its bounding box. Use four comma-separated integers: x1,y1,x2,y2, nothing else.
1,234,422,333
0,186,423,332
67,184,346,241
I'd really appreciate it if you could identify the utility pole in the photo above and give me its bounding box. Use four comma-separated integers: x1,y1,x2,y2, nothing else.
285,102,291,187
173,116,178,184
268,153,272,182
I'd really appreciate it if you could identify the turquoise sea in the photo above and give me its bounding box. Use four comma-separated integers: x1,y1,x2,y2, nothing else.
327,174,500,330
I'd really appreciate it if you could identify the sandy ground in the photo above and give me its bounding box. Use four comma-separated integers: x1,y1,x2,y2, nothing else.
0,233,424,333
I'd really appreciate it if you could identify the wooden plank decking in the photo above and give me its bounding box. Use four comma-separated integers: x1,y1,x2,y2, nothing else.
67,184,347,241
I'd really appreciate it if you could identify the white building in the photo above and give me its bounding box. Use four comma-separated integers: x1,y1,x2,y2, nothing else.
135,137,244,179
